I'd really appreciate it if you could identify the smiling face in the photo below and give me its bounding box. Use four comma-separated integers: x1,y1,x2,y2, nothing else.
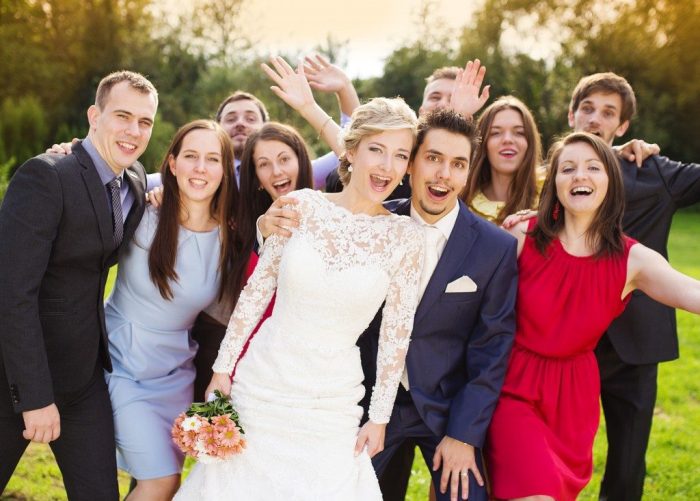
568,91,629,145
87,81,157,175
555,141,609,217
168,129,224,206
219,99,265,155
486,108,528,178
345,129,414,204
409,128,471,224
419,78,455,116
254,139,300,200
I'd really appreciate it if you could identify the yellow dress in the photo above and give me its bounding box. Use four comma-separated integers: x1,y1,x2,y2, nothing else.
468,166,547,223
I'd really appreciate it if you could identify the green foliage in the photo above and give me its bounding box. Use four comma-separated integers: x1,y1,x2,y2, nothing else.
0,96,48,174
0,157,15,201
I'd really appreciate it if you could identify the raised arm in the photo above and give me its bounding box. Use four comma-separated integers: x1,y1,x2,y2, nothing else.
449,59,490,119
624,243,700,314
304,54,360,117
261,56,343,156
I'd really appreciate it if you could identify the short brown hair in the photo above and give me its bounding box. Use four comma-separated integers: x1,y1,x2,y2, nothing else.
569,72,637,124
95,70,158,110
425,66,460,84
532,131,625,258
413,109,478,162
215,91,269,123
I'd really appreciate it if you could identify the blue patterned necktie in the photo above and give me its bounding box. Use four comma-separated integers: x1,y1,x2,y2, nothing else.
108,177,123,246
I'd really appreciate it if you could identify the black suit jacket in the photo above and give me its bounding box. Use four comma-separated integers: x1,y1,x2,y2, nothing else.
0,141,146,413
359,199,517,447
607,155,700,364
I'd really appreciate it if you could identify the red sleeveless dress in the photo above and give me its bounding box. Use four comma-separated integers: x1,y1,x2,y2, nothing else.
487,220,636,500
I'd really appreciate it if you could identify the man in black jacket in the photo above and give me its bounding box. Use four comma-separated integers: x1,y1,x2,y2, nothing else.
0,71,157,500
569,72,700,501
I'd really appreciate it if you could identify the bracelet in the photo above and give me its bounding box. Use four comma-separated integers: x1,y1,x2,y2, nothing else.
317,115,333,140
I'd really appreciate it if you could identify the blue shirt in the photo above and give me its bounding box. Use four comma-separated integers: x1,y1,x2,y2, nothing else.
82,137,135,218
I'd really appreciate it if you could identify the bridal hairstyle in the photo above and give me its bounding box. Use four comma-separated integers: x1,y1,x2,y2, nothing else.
337,97,419,186
463,95,543,224
149,119,238,301
229,122,315,307
531,131,625,258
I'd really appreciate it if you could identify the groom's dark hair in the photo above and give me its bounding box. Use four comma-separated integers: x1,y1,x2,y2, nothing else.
410,109,480,162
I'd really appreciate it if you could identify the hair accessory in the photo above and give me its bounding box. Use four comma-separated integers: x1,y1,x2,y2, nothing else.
552,200,561,221
347,165,353,173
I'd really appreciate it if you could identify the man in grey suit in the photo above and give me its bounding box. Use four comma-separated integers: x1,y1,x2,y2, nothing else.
569,72,700,501
0,71,157,500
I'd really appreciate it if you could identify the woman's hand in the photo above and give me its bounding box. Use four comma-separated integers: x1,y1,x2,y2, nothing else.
146,185,164,207
304,54,351,94
45,139,78,155
354,420,386,458
261,56,317,115
258,195,300,239
204,372,232,401
501,209,536,229
449,59,490,119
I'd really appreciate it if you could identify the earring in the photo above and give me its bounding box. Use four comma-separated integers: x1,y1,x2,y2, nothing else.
347,165,353,173
399,178,404,186
257,185,264,191
552,200,561,221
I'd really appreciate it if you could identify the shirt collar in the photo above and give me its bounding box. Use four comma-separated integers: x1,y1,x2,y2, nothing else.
410,200,460,241
82,137,124,186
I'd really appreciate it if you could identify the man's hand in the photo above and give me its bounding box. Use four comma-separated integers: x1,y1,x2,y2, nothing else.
433,436,484,501
304,54,351,94
449,59,490,119
45,138,78,155
258,196,301,239
146,185,164,207
22,403,61,443
614,139,660,167
354,420,386,458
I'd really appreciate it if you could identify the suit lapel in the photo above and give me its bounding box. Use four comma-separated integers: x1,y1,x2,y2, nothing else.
414,203,478,324
75,143,115,257
119,166,146,254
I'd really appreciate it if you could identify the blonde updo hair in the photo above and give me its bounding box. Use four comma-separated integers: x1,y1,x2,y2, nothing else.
337,97,418,186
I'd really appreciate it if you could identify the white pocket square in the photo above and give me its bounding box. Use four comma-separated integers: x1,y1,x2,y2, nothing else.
445,275,478,293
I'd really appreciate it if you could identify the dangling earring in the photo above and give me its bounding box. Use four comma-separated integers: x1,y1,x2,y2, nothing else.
257,185,264,191
552,200,561,221
399,179,404,186
347,165,353,173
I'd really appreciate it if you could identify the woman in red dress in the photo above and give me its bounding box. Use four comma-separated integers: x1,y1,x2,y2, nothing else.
486,132,700,501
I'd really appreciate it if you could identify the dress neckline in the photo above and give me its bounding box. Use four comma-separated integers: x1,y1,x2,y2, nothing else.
316,190,394,220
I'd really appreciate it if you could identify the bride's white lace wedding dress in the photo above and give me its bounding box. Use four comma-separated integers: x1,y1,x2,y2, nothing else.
174,189,424,500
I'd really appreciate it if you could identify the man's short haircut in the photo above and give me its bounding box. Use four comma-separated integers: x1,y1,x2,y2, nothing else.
215,91,269,123
411,109,479,162
569,72,637,124
95,70,158,110
425,66,460,84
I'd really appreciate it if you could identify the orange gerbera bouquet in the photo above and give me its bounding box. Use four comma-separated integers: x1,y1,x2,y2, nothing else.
171,390,246,463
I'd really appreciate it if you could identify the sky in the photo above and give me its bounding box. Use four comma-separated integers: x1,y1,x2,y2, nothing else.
156,0,482,78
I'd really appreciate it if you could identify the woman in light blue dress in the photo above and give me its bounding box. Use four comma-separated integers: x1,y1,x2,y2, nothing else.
103,120,239,500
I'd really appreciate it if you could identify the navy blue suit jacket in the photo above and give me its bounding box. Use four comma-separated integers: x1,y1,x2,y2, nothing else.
359,199,518,448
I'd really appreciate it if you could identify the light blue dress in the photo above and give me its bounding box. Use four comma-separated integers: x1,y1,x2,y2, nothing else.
104,205,221,479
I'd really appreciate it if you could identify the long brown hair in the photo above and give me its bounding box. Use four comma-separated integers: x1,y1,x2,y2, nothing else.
532,132,625,258
149,119,238,301
464,96,542,224
229,122,314,306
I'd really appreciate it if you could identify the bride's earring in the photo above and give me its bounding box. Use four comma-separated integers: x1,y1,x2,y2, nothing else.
347,165,353,173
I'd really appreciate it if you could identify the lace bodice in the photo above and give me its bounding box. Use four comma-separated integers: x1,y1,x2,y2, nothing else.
213,189,424,423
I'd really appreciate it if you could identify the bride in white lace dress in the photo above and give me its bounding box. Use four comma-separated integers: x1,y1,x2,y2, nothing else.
174,59,424,501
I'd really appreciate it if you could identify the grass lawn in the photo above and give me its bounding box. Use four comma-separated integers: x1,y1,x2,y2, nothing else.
3,211,699,500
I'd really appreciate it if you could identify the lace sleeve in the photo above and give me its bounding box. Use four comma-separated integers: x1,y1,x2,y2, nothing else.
368,221,425,423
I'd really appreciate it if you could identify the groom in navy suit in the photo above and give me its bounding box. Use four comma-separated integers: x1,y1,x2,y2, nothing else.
358,109,518,501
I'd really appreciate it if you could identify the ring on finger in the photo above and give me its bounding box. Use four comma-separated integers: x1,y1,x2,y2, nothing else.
460,471,468,477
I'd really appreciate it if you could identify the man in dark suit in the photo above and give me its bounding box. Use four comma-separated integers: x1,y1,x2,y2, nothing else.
568,72,700,501
359,109,518,501
0,71,157,499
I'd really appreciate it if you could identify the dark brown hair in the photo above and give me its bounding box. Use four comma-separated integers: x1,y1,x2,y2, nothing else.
464,96,543,224
569,72,637,124
229,122,314,305
532,132,625,258
411,108,478,162
95,70,158,110
215,90,269,123
149,119,238,301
